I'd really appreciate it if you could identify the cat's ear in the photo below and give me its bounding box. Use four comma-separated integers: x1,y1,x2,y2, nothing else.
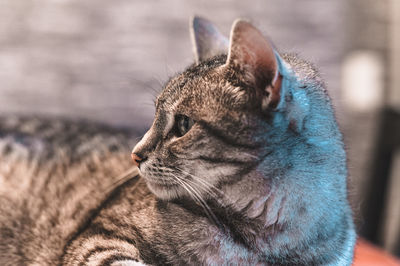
190,16,229,64
225,20,282,110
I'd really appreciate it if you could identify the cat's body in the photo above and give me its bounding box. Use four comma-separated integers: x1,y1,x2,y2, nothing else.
0,18,355,265
0,116,140,264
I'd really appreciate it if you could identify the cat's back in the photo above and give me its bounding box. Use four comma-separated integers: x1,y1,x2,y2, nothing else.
0,116,141,265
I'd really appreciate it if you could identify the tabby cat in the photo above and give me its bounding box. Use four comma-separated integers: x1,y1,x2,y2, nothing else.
0,17,356,265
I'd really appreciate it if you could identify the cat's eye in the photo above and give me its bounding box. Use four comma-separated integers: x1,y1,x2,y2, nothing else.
176,115,194,137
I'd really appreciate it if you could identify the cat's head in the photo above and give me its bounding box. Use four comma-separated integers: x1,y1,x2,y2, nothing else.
131,17,339,201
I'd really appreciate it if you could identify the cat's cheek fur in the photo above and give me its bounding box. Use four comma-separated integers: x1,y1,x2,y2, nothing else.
192,162,240,190
145,182,183,200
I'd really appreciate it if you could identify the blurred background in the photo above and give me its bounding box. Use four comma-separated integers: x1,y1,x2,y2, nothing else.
0,0,399,257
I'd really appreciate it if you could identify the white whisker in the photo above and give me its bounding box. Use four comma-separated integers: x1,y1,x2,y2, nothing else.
184,178,219,199
169,172,222,228
175,167,232,205
176,168,218,191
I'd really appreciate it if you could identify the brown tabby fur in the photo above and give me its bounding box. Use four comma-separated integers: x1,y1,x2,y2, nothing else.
0,116,140,265
0,18,355,265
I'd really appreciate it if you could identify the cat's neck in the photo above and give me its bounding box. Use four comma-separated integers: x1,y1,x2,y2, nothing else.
214,134,347,250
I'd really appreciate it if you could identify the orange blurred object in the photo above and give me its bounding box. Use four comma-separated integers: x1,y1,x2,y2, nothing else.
353,239,400,266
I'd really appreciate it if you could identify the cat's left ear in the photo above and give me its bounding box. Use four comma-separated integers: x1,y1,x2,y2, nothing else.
190,16,229,64
225,20,282,110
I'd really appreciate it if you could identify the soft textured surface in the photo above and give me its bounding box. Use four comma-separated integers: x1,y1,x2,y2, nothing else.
0,116,140,264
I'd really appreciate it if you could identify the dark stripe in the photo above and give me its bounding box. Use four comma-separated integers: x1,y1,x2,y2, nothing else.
27,160,44,193
87,222,138,244
86,221,171,265
79,246,118,266
198,155,255,165
200,149,272,188
40,164,58,193
100,254,138,266
60,176,141,265
197,121,262,150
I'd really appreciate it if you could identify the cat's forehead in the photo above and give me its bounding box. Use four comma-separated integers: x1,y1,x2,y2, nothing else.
157,55,228,108
157,74,186,107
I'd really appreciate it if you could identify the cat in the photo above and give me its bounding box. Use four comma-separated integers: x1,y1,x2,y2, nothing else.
0,17,356,265
0,116,140,265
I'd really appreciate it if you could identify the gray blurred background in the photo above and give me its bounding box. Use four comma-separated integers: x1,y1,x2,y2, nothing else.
0,0,399,256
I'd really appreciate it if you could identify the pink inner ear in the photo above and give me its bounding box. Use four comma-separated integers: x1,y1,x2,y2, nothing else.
226,20,278,89
268,73,282,109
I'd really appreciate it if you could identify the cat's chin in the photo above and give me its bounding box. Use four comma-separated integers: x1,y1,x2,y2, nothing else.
144,179,185,200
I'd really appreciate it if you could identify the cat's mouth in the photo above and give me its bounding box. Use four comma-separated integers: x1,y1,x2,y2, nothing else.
138,162,189,199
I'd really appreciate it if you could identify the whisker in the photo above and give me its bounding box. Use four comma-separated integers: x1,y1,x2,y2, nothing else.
168,172,204,207
183,177,220,200
170,173,222,228
175,167,231,204
185,182,222,228
102,166,140,195
175,168,218,190
152,165,225,227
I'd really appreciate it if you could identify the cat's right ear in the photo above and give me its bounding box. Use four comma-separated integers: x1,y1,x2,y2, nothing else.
190,16,229,64
224,20,283,110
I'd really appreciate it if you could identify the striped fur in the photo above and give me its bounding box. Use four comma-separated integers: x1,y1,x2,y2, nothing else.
0,116,141,265
0,19,355,265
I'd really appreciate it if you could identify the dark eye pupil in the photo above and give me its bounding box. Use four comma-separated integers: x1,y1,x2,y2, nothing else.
176,115,193,136
182,117,189,129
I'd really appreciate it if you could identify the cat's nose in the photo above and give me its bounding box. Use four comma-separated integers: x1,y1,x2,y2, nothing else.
131,153,143,167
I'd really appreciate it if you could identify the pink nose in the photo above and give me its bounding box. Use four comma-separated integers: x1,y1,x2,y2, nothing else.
131,153,142,167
